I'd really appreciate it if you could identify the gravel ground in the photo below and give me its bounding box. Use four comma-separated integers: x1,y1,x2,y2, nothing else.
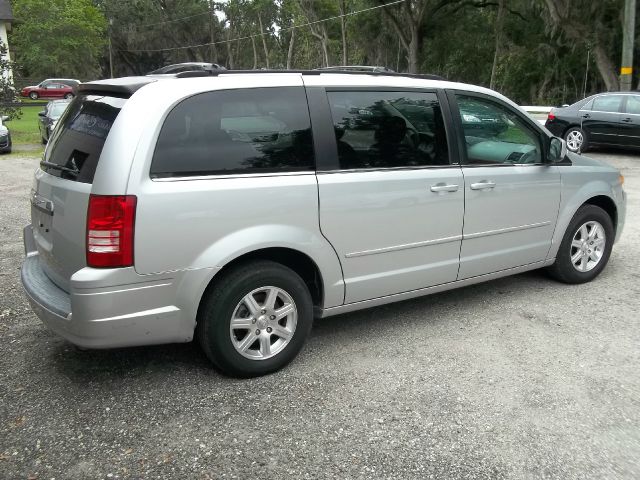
1,152,639,480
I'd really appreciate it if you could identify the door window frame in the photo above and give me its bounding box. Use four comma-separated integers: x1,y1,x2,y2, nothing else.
306,86,461,172
445,89,552,167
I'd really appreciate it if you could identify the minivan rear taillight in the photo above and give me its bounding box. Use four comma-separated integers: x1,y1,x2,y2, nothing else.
86,195,137,268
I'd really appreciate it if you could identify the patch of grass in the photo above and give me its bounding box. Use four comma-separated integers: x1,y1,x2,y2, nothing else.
7,105,43,145
1,147,44,160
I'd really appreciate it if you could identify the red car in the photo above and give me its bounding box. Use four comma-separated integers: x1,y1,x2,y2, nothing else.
21,79,79,100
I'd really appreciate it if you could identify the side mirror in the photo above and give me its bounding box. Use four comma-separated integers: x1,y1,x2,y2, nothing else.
38,111,46,117
548,137,567,163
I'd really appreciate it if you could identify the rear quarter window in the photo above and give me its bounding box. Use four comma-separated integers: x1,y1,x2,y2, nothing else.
150,87,315,178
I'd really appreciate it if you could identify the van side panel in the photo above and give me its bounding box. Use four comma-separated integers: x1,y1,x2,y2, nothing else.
132,174,345,309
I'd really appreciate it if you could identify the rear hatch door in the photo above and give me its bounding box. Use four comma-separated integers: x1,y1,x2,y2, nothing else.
32,94,127,292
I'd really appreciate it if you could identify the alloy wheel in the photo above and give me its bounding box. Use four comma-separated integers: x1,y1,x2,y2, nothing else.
570,221,606,272
565,130,583,152
229,286,297,360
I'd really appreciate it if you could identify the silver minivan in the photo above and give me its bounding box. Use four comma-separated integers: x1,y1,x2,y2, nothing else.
21,71,626,377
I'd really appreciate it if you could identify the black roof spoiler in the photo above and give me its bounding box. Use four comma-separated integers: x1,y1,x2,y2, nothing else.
78,76,158,97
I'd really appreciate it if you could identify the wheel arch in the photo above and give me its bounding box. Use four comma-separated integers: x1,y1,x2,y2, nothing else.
563,123,582,137
583,195,617,234
548,185,619,260
202,247,326,309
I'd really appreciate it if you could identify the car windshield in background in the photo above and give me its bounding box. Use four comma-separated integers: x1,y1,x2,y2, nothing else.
41,95,126,183
50,103,70,118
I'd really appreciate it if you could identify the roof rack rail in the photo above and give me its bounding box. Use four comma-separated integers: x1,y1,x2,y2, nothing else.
315,65,395,73
174,69,445,81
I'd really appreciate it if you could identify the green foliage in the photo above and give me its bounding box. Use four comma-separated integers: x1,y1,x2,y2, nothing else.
8,0,627,105
11,0,107,80
8,105,41,144
0,40,21,121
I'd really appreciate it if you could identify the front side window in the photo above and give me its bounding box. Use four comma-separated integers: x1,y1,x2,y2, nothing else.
456,94,542,165
592,95,623,113
151,87,314,177
327,91,449,169
625,95,640,115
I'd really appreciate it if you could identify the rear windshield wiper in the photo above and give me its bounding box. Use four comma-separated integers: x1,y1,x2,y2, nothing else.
40,160,79,177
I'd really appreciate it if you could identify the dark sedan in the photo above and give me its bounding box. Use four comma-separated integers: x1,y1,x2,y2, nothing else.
38,100,70,144
545,92,640,152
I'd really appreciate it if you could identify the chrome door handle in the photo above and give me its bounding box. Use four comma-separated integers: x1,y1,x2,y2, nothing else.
582,113,590,119
430,183,459,193
622,117,633,123
470,181,496,190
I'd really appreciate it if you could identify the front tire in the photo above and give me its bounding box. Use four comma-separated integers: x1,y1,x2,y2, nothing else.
29,92,39,100
196,260,313,377
564,126,587,153
64,93,74,99
547,205,614,284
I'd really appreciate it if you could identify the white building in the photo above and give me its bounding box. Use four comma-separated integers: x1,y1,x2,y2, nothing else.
0,0,13,80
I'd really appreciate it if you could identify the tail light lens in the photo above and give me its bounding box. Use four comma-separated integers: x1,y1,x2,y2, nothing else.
86,195,137,268
547,110,555,121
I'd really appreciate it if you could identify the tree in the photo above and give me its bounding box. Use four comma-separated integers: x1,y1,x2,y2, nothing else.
11,0,107,80
541,0,621,91
0,41,21,121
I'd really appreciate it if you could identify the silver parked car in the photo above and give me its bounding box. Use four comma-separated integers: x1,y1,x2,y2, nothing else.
21,71,626,377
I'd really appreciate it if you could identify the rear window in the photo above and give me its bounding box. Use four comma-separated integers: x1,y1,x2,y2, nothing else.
150,87,314,178
41,95,126,183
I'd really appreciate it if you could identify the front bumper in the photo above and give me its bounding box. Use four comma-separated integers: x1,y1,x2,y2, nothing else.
20,225,195,349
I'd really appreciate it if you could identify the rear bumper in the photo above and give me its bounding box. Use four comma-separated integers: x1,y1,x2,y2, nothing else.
20,225,198,349
544,120,565,138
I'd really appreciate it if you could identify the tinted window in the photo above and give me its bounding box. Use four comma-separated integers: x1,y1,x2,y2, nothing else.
625,95,640,115
327,91,449,169
151,87,314,177
41,95,125,183
592,95,623,113
456,94,542,165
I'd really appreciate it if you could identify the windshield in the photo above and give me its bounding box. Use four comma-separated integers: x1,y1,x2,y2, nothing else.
50,103,70,118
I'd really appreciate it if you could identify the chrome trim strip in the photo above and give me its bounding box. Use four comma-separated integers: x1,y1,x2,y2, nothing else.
320,259,553,317
152,171,315,182
345,235,462,258
464,221,551,240
317,165,461,174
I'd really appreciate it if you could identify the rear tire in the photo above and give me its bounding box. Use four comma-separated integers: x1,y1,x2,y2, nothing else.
547,205,614,284
564,126,587,153
196,260,313,377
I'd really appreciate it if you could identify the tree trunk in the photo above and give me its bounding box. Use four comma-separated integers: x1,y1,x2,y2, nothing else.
209,0,218,63
592,43,619,91
286,28,295,69
321,29,330,67
489,0,505,90
251,36,258,69
407,26,419,73
258,14,270,69
235,38,242,68
226,28,234,69
340,0,348,65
